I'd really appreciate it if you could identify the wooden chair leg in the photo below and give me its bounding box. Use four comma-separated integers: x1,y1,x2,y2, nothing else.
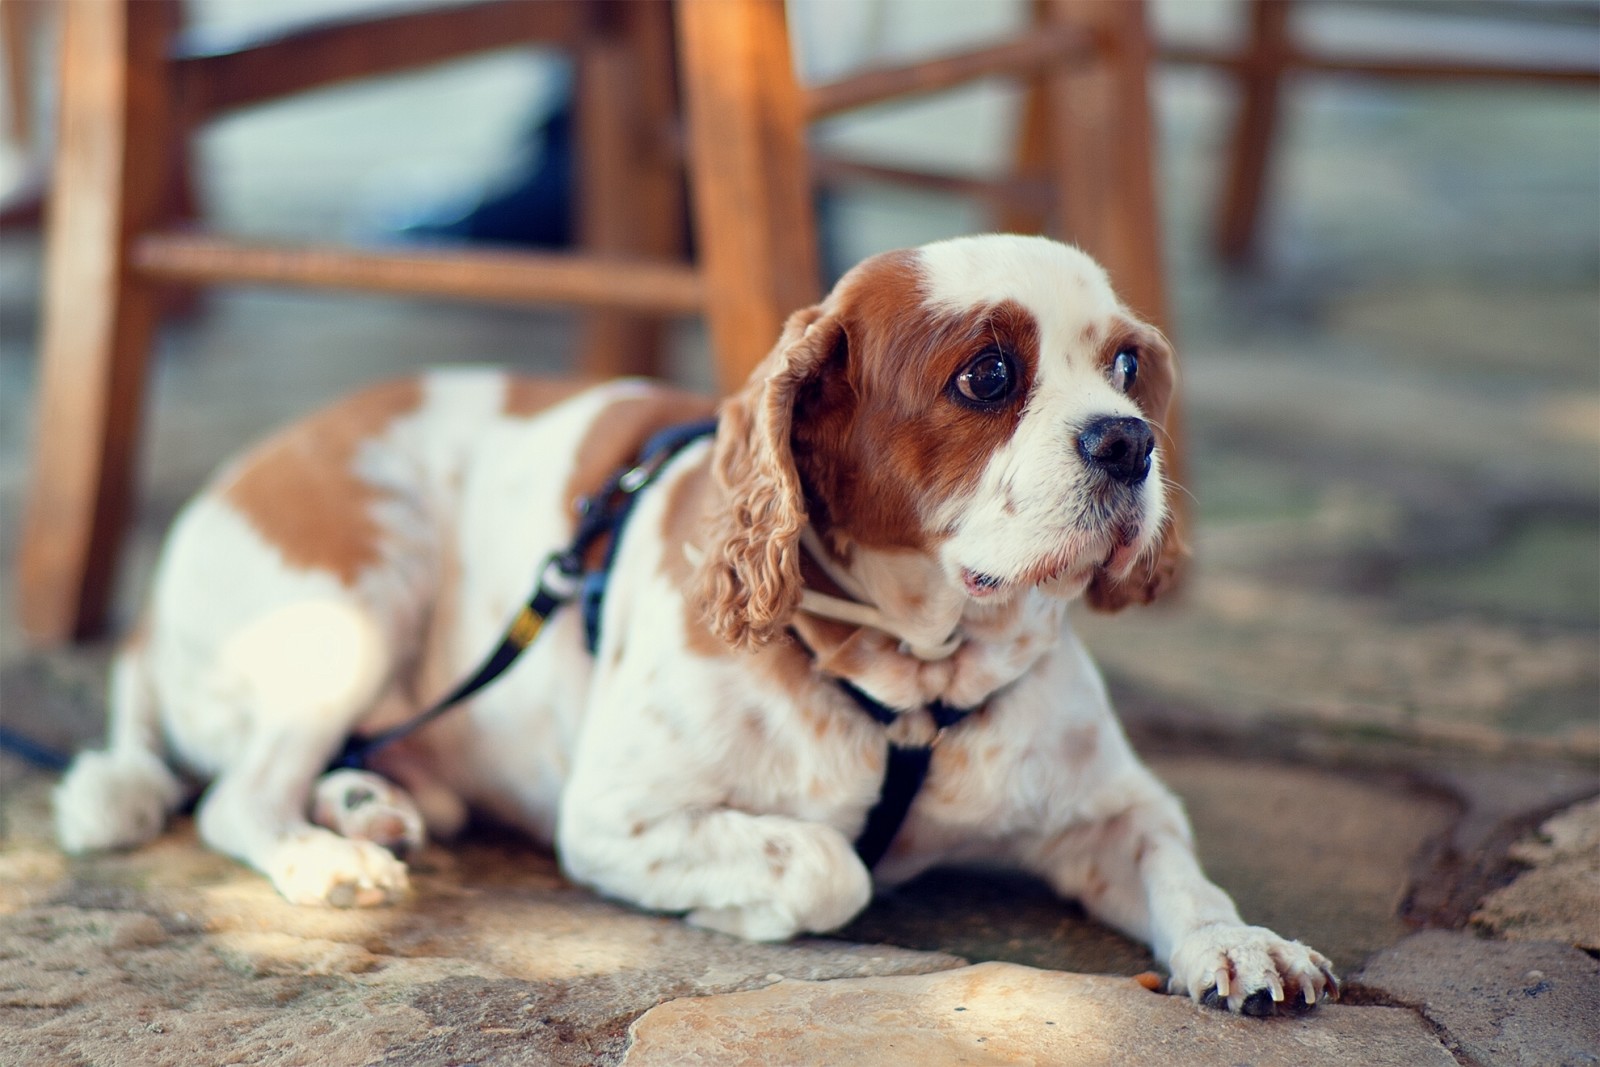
1034,0,1168,330
675,0,821,391
1217,0,1291,265
997,0,1053,237
574,0,684,379
18,0,179,643
2,0,41,147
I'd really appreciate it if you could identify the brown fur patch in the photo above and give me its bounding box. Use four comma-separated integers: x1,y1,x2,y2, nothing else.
560,388,716,527
219,377,426,584
1086,318,1189,613
657,461,734,659
1096,317,1176,430
501,376,593,419
791,255,1040,554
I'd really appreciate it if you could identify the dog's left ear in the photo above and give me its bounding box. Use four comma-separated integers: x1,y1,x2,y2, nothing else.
696,305,842,649
1088,328,1191,612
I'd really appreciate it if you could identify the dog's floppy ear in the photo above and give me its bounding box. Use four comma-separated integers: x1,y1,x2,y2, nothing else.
1088,328,1191,612
697,305,841,649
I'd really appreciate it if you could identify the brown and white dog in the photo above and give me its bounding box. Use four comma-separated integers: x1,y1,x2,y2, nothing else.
56,235,1335,1013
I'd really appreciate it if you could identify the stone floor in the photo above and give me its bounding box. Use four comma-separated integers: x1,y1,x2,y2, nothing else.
2,3,1598,1064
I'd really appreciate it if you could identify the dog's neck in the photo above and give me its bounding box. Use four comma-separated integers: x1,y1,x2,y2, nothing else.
797,527,969,661
792,524,1067,712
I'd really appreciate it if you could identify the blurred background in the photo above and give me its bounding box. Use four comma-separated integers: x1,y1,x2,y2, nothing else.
0,0,1596,995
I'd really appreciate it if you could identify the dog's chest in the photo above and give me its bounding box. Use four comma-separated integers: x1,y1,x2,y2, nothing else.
715,654,1043,850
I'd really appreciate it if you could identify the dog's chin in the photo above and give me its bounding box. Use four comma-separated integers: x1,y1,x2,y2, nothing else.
959,553,1092,602
960,526,1147,602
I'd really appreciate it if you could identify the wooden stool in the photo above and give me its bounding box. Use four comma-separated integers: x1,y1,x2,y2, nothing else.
19,0,1174,644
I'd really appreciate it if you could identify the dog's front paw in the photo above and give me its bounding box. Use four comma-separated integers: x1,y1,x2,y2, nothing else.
55,749,184,853
687,901,805,942
684,836,873,942
1168,923,1338,1016
311,769,426,858
265,828,410,907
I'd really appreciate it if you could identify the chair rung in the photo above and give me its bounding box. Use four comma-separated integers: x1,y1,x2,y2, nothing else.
1166,43,1600,84
803,23,1094,120
131,233,705,315
174,0,591,118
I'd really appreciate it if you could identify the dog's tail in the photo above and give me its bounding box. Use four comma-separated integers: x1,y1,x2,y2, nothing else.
54,628,185,853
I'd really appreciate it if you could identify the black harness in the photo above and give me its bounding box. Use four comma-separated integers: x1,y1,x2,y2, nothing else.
835,678,979,869
335,419,979,869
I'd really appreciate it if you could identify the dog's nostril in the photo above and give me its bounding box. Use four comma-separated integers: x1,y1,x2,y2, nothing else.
1077,416,1154,486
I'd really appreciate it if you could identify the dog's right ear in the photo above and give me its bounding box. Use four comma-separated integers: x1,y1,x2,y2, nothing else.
695,306,842,650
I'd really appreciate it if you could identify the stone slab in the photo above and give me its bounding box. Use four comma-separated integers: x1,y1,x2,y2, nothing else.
1473,796,1600,951
1351,930,1600,1067
620,960,1455,1067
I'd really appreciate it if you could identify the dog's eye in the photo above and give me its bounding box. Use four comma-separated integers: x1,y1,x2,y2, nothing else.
954,349,1016,406
1111,347,1139,393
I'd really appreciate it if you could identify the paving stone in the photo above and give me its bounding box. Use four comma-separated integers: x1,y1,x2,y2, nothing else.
1350,930,1600,1067
1472,797,1600,952
619,960,1457,1067
1082,573,1600,754
0,775,964,1067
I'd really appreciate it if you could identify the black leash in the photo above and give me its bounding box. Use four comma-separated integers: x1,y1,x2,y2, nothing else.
331,417,718,773
0,724,72,773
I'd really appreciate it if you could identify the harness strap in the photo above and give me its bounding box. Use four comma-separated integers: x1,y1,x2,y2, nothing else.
332,417,716,773
835,676,979,869
582,417,718,654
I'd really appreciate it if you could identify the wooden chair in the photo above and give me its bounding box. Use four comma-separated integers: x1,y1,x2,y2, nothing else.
0,0,51,226
1167,0,1600,264
18,0,1174,644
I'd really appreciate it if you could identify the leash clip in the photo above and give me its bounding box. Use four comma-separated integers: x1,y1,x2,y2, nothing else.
539,551,584,601
618,463,652,494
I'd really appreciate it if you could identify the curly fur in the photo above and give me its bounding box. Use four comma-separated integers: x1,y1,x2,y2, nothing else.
695,307,842,648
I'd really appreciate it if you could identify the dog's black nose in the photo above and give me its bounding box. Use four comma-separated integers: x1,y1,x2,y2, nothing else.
1077,416,1154,486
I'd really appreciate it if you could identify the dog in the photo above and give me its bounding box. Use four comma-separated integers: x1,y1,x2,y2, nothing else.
56,234,1335,1014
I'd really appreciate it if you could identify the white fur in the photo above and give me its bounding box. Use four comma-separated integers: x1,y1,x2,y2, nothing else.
55,237,1333,1014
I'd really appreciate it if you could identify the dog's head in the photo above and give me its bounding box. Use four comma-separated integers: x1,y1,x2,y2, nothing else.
696,234,1188,649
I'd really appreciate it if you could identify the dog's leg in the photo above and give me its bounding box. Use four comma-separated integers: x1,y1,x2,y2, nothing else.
192,600,411,907
559,806,873,941
56,640,186,853
1031,779,1337,1015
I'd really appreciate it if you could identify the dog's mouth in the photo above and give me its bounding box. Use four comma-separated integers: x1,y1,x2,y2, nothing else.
961,525,1144,600
961,568,1007,598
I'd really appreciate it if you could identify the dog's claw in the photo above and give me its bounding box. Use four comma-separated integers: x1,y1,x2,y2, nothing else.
1214,967,1231,999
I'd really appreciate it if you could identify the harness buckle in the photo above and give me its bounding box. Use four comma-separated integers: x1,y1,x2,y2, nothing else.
618,463,652,494
539,551,584,601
